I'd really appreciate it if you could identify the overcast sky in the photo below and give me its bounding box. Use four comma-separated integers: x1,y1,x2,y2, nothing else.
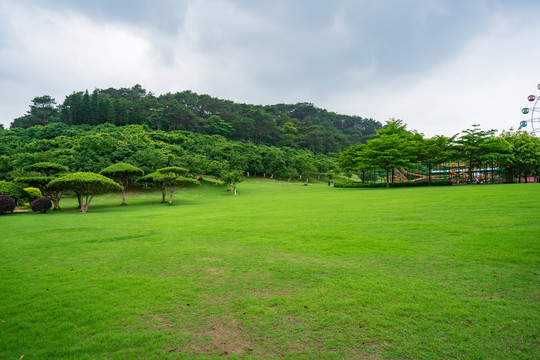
1,0,539,136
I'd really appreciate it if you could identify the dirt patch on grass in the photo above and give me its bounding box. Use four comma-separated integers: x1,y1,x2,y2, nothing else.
189,318,254,357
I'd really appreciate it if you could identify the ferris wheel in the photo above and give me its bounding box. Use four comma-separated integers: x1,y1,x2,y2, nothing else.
520,83,540,136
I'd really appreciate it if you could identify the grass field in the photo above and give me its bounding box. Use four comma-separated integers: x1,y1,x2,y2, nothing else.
1,181,539,359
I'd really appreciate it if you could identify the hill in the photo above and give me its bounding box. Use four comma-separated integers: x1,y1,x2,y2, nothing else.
9,85,383,154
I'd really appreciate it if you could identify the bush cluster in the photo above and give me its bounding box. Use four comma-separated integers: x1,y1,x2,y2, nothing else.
0,195,16,214
31,198,53,213
0,181,27,203
24,187,42,203
333,180,453,188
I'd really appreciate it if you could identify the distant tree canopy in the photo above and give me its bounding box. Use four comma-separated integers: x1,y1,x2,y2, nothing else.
0,123,338,185
9,85,383,154
339,120,540,185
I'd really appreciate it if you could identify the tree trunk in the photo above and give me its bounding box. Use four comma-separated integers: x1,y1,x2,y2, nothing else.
386,168,390,188
77,192,83,209
121,185,127,205
233,184,237,195
161,188,166,203
169,193,173,205
52,198,60,210
428,164,432,186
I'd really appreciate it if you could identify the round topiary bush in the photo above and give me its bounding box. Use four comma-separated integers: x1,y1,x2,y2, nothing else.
0,195,16,214
31,198,53,213
24,187,42,203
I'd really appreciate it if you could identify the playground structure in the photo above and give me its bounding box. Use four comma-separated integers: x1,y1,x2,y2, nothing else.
354,163,507,185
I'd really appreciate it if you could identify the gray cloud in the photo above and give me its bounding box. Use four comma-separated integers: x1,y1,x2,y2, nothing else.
1,0,540,136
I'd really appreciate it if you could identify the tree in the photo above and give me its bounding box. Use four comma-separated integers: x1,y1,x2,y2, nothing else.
10,95,58,128
202,115,234,136
292,152,317,181
338,144,373,183
221,170,243,195
16,162,69,209
135,172,168,203
156,167,198,205
453,125,498,184
100,163,144,205
360,119,416,187
0,181,27,205
499,129,540,182
412,134,453,185
362,136,414,187
48,172,122,213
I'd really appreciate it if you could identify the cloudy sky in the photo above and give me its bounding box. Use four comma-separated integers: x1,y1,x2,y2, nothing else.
1,0,539,136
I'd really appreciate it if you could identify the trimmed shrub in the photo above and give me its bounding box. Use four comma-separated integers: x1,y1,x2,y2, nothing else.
31,198,53,213
333,180,453,188
24,187,42,203
0,195,16,214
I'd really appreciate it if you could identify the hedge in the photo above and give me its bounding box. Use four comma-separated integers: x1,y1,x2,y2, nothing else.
333,180,453,188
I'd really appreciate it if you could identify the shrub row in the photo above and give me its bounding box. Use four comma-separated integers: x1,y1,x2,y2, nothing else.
333,180,453,188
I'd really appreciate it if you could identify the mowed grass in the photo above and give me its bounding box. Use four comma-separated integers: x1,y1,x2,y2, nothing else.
1,181,539,359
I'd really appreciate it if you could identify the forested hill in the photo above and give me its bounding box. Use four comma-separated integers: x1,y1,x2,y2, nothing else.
9,85,382,154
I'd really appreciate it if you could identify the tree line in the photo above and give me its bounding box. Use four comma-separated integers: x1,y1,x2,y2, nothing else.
9,85,382,154
0,123,338,185
339,119,540,187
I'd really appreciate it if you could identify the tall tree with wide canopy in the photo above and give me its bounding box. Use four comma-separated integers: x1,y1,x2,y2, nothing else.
412,133,453,185
100,162,144,205
453,125,498,183
156,167,198,205
137,167,198,204
355,119,416,187
499,129,540,182
48,172,122,213
338,144,374,183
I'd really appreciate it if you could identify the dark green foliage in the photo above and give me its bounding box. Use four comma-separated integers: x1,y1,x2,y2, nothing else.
0,181,27,203
0,195,16,214
11,85,382,153
31,198,52,213
333,180,453,188
10,95,58,129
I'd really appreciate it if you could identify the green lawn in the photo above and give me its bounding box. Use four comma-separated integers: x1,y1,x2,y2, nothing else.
1,181,539,359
